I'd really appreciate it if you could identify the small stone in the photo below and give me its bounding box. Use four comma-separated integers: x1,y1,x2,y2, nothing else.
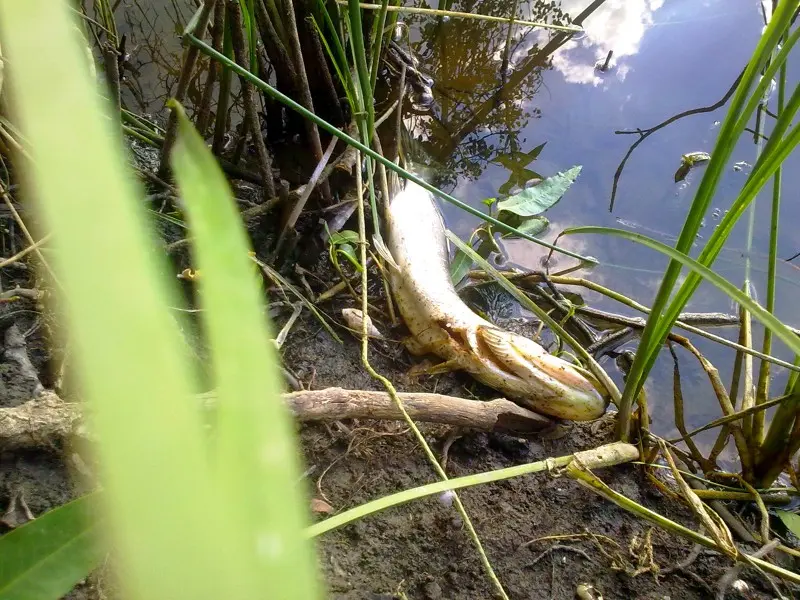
423,581,443,600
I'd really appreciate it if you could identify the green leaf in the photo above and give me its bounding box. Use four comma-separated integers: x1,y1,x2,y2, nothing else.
450,246,473,286
497,166,581,217
336,242,362,271
170,102,321,598
500,216,549,239
0,494,103,600
329,229,359,245
777,510,800,539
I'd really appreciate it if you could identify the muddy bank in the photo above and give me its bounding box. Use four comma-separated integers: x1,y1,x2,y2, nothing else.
280,305,782,599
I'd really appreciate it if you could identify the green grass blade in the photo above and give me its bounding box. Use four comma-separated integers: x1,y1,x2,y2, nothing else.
308,442,638,537
0,3,240,598
183,32,597,264
0,494,102,600
169,102,320,597
564,226,800,358
310,13,356,107
755,56,789,439
609,2,799,438
633,106,800,398
368,0,390,92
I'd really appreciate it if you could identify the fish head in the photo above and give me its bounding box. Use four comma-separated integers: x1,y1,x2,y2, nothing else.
479,327,608,421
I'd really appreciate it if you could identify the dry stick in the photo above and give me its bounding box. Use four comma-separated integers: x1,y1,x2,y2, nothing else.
667,342,711,471
351,157,509,599
0,233,53,270
228,0,276,200
280,0,331,203
195,0,226,136
0,387,553,451
300,14,344,126
275,135,338,252
102,45,121,115
158,0,217,177
671,334,755,481
0,185,62,289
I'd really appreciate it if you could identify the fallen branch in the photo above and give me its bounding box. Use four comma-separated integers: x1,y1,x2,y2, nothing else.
0,387,554,450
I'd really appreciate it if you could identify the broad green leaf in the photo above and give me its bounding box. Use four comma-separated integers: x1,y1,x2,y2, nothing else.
497,165,581,217
0,494,102,600
170,102,320,598
0,3,240,599
450,246,473,286
777,510,800,539
336,242,362,271
329,229,360,245
500,216,549,239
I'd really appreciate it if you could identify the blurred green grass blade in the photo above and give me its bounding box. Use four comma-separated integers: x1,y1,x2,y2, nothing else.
0,494,102,600
0,2,240,598
565,226,800,358
169,103,321,598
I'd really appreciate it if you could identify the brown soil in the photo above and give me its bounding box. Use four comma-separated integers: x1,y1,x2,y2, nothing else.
0,173,791,600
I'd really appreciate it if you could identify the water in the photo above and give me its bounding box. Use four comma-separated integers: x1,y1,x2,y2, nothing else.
116,0,800,450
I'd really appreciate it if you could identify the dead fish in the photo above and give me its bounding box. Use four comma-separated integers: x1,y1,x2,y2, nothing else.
383,175,607,421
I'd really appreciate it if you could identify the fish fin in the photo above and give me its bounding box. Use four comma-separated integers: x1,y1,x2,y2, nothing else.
372,234,401,272
407,358,461,377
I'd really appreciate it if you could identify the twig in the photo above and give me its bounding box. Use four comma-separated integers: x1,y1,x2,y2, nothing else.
610,69,745,211
195,0,226,136
228,0,276,200
0,233,53,269
0,387,553,451
0,184,62,288
275,135,338,252
281,0,331,202
158,0,217,176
